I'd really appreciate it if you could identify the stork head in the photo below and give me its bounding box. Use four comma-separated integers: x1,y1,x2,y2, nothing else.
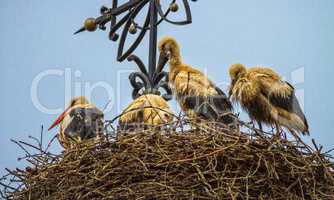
229,63,247,83
48,96,90,131
158,36,182,66
69,96,89,107
158,36,179,53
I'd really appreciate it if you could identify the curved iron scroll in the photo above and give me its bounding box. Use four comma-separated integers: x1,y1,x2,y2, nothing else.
128,55,172,101
75,0,197,100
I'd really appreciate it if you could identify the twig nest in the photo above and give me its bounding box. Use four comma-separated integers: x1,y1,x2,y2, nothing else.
1,120,334,199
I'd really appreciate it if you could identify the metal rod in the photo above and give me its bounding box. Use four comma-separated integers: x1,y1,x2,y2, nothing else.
109,0,141,16
109,0,118,41
148,0,158,82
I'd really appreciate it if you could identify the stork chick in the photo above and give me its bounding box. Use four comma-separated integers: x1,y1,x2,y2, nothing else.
119,94,173,130
158,36,234,125
48,96,104,149
229,63,309,135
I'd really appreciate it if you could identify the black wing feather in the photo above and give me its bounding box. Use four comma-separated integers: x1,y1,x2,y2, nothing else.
183,86,233,122
213,86,233,112
268,81,308,130
64,107,104,140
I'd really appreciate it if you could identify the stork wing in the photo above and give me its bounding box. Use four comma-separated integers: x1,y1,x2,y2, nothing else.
120,95,171,126
173,70,232,121
184,94,234,125
268,81,308,131
253,70,308,130
64,107,104,140
249,68,293,103
213,86,233,112
173,70,216,96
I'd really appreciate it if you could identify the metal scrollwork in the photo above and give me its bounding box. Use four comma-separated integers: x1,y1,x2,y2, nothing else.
75,0,197,100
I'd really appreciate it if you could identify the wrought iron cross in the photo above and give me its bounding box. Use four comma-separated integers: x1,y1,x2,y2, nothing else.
75,0,197,100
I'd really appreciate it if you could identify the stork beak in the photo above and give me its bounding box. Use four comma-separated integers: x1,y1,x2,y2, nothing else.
74,27,86,35
157,52,169,70
48,107,71,131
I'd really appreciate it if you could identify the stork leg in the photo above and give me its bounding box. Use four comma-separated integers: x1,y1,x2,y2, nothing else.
288,128,301,143
257,121,263,132
249,120,255,129
274,123,282,139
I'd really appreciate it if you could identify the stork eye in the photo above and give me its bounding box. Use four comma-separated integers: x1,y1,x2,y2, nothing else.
161,44,166,51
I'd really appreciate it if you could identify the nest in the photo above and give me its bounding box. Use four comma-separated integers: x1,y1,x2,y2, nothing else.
1,119,334,200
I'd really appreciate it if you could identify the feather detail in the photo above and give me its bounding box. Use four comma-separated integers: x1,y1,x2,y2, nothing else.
55,98,104,150
119,94,173,129
229,64,309,135
158,36,233,124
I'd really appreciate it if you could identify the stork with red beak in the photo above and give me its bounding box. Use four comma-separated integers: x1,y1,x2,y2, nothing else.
48,96,104,150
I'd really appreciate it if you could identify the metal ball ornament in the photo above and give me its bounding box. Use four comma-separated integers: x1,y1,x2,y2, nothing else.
170,3,179,12
129,23,137,34
84,18,97,32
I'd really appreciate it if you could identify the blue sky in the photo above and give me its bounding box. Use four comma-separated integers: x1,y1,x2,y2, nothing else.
1,0,333,176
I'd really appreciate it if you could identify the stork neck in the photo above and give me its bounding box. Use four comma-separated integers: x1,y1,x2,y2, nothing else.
169,51,182,68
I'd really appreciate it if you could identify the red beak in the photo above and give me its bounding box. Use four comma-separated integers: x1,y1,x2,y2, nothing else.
48,107,71,131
